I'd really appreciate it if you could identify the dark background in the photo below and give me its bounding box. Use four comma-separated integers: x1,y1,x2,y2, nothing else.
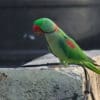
0,0,100,66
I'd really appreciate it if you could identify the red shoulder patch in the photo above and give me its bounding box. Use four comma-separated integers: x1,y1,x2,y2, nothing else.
66,39,76,48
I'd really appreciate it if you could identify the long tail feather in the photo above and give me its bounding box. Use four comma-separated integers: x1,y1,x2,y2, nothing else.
82,62,100,74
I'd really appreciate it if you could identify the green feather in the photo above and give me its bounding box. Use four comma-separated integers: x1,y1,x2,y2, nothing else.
34,18,56,33
81,61,100,74
33,18,100,74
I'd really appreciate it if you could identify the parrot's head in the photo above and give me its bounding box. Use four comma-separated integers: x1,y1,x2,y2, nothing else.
32,18,58,36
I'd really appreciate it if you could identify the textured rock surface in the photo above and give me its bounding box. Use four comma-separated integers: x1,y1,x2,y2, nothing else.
0,69,83,100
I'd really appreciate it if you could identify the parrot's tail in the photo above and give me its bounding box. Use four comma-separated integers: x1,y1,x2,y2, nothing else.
81,61,100,74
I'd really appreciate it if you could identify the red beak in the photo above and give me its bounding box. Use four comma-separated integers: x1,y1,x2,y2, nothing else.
32,25,44,36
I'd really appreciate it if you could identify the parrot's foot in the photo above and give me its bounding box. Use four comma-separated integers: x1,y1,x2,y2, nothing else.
60,60,68,67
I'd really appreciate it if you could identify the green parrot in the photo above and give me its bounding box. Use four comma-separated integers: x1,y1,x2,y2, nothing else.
32,18,100,74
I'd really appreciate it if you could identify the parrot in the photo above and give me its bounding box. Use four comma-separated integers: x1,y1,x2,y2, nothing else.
32,18,100,74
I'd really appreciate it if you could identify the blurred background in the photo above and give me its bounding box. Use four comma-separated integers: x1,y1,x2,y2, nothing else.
0,0,100,66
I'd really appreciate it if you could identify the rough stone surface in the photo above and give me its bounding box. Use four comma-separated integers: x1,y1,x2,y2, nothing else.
0,69,83,100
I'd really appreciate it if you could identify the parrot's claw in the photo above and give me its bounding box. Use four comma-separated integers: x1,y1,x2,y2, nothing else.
60,60,68,67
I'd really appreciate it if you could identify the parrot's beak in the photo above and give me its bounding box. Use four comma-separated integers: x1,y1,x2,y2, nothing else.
32,25,44,36
36,31,44,36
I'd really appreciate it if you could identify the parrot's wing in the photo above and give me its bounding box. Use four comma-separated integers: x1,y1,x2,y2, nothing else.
48,46,57,57
59,36,96,64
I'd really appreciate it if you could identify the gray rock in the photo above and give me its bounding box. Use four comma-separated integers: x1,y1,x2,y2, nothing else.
0,69,83,100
